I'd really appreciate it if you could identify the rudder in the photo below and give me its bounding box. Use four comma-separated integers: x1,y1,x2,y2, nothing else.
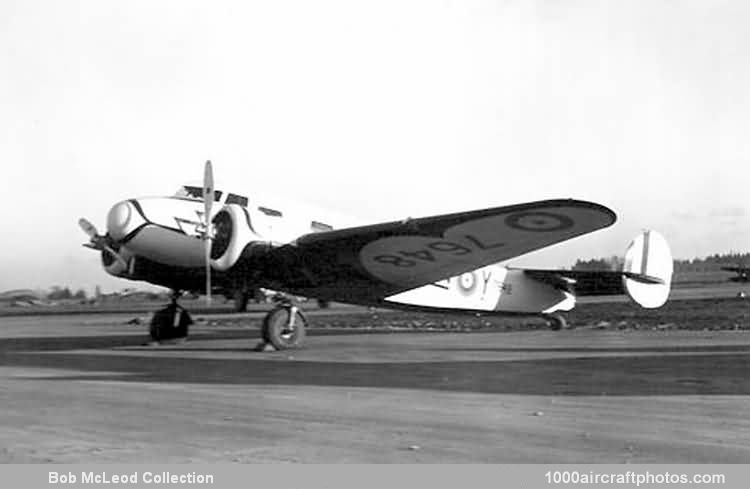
622,230,673,308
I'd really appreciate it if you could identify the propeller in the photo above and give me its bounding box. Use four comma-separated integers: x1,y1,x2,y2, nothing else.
78,218,128,268
203,160,215,305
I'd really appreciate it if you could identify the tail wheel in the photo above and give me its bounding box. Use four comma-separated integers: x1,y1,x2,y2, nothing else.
545,313,567,331
262,306,307,349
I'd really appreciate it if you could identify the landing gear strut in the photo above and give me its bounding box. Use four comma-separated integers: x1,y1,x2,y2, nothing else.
543,313,567,331
233,289,249,313
257,295,307,350
148,290,193,343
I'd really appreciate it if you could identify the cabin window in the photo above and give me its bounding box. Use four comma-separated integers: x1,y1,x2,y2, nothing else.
311,221,333,232
180,186,223,201
226,193,249,207
258,206,283,217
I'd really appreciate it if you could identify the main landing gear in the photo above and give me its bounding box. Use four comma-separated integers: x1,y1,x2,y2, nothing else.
148,291,193,343
256,295,308,351
542,313,568,331
146,290,306,350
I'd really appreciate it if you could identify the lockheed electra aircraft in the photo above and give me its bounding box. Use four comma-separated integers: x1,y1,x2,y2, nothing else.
80,161,673,350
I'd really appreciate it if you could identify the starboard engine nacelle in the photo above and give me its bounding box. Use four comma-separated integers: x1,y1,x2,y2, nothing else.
210,204,261,272
622,230,673,308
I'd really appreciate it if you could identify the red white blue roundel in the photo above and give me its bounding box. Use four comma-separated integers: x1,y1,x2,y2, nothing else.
457,272,478,296
505,212,574,232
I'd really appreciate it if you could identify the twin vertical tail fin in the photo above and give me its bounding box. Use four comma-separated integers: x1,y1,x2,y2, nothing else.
622,230,673,308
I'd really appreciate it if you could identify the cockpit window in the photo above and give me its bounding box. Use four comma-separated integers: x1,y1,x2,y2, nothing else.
311,221,333,232
258,206,282,217
175,186,223,201
226,193,249,207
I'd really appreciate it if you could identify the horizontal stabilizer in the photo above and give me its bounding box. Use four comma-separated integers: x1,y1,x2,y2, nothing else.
520,230,672,308
621,271,664,285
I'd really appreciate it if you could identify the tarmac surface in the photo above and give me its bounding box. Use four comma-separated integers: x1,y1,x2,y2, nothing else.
1,311,750,463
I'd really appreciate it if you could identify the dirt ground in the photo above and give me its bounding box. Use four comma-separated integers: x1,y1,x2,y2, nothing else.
1,301,750,463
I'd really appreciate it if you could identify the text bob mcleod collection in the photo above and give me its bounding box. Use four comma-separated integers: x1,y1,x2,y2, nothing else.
49,471,214,485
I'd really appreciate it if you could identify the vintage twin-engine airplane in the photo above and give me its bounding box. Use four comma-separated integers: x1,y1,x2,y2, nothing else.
80,161,673,349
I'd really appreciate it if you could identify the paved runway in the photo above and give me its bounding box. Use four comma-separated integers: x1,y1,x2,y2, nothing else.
1,313,750,463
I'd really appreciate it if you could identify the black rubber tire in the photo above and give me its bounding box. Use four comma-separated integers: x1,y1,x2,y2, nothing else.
261,307,307,350
149,305,191,341
546,314,567,331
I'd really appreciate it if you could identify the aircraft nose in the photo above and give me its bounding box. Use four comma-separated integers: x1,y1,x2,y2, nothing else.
107,200,138,241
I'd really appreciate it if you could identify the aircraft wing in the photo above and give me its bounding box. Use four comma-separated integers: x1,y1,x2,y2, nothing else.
258,199,616,303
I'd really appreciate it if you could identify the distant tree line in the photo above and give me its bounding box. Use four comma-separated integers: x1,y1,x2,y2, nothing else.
573,252,750,273
38,286,166,301
47,286,87,301
673,252,750,272
572,255,624,271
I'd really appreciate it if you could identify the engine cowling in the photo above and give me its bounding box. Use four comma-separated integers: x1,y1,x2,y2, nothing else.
210,204,260,272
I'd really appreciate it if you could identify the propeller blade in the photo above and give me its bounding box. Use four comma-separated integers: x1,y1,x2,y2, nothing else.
79,218,99,240
78,217,128,268
203,160,214,305
203,159,215,220
104,245,129,269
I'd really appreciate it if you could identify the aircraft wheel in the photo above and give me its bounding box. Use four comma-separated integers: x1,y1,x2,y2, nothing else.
545,313,567,331
149,304,192,341
262,306,307,350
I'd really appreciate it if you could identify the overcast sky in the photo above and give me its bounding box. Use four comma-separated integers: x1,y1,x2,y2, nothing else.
1,0,749,293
